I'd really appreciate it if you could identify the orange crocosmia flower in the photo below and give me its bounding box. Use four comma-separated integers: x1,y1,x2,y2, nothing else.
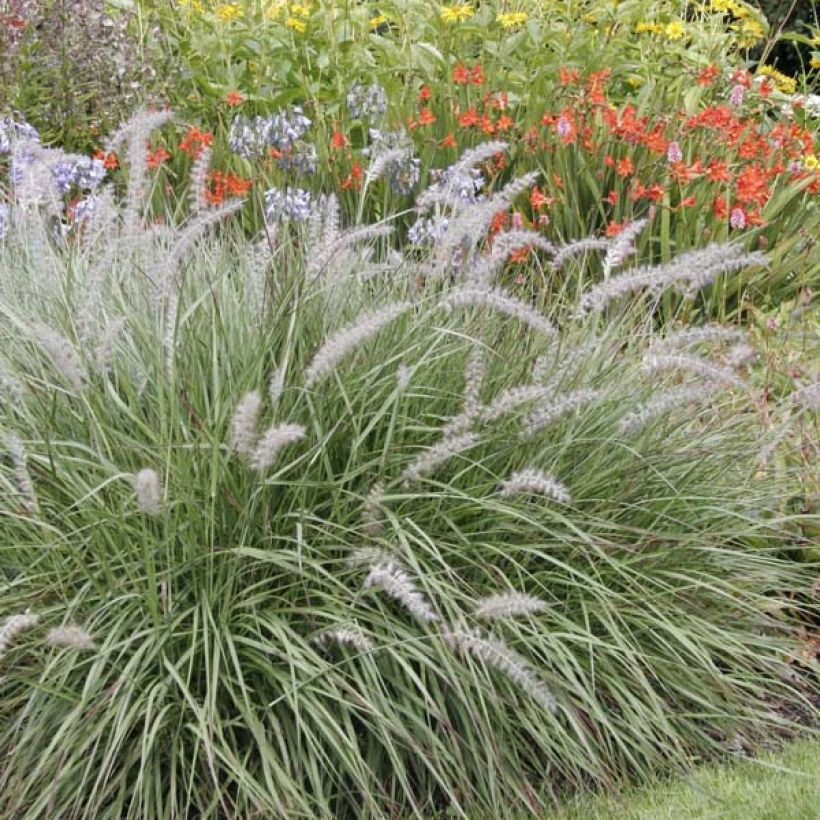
706,159,731,182
509,245,532,263
489,211,508,235
552,173,564,190
331,128,348,150
605,219,625,237
646,183,665,201
616,157,634,177
480,114,496,135
458,107,479,128
758,78,773,99
419,85,432,101
492,92,509,111
418,107,437,126
643,126,669,156
495,113,514,132
736,164,770,207
452,63,469,84
713,195,728,219
730,68,752,88
440,132,458,148
146,146,172,168
94,149,119,170
680,195,696,208
226,173,252,197
559,66,580,86
529,185,553,210
606,190,619,205
697,65,719,87
340,162,363,191
470,64,485,86
604,155,615,168
179,127,213,159
226,91,244,106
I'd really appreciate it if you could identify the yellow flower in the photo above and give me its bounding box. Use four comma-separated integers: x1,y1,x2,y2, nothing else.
731,18,764,48
290,3,310,16
811,56,820,70
215,3,243,22
665,21,685,40
286,16,307,32
710,0,732,11
626,76,643,88
805,155,819,171
756,65,797,95
636,22,664,35
497,12,528,29
370,14,388,29
179,0,204,11
440,4,474,23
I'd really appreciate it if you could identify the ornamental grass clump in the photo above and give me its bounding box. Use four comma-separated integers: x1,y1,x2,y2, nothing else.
0,132,815,817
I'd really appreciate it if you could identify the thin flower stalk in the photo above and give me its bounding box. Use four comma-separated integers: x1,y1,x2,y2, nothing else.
499,469,571,504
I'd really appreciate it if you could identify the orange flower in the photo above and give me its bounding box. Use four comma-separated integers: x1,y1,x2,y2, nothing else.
440,132,458,148
458,107,479,128
706,159,730,183
529,185,553,210
341,162,363,191
419,85,432,101
480,113,496,135
418,107,437,126
713,195,728,219
616,156,634,177
606,190,619,205
495,113,514,132
606,219,625,237
331,128,349,150
509,245,532,263
470,64,485,86
696,65,719,87
226,90,244,106
146,146,172,168
180,127,213,159
559,66,580,86
736,164,770,207
452,63,469,84
94,149,119,170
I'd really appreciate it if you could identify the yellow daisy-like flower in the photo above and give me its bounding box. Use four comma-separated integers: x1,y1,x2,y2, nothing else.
805,154,819,171
290,3,310,17
811,56,820,70
497,12,528,29
665,21,685,40
731,18,764,48
440,4,474,24
286,16,307,32
756,65,797,96
215,3,243,22
636,22,664,35
369,14,388,29
626,76,643,88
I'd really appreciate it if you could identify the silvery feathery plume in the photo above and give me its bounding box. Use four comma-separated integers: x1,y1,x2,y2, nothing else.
151,199,245,303
414,143,500,212
105,109,175,238
499,469,571,504
6,430,40,515
307,193,340,256
522,389,601,438
0,612,39,659
312,625,374,653
442,625,557,713
304,301,415,387
268,366,286,407
363,557,440,623
480,384,553,424
361,483,386,537
306,222,394,282
467,230,557,288
462,344,486,421
9,140,66,214
31,324,87,392
642,353,746,389
441,287,556,338
0,362,23,403
396,363,412,390
791,378,819,412
230,390,263,458
578,243,767,313
602,218,648,274
0,203,8,241
133,468,162,516
619,382,718,434
248,423,306,472
723,343,758,368
364,128,420,193
163,291,179,380
346,82,388,120
95,318,126,375
403,431,480,482
188,146,212,214
46,624,96,650
474,592,548,620
347,545,387,569
647,324,748,355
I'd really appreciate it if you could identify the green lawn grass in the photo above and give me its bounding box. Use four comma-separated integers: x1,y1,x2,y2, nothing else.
554,738,820,820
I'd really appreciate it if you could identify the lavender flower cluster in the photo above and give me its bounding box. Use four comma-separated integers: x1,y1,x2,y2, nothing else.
264,186,314,223
51,157,106,194
229,106,312,160
346,82,388,121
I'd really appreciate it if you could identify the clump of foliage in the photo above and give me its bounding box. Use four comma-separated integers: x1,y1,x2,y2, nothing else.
0,115,815,817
